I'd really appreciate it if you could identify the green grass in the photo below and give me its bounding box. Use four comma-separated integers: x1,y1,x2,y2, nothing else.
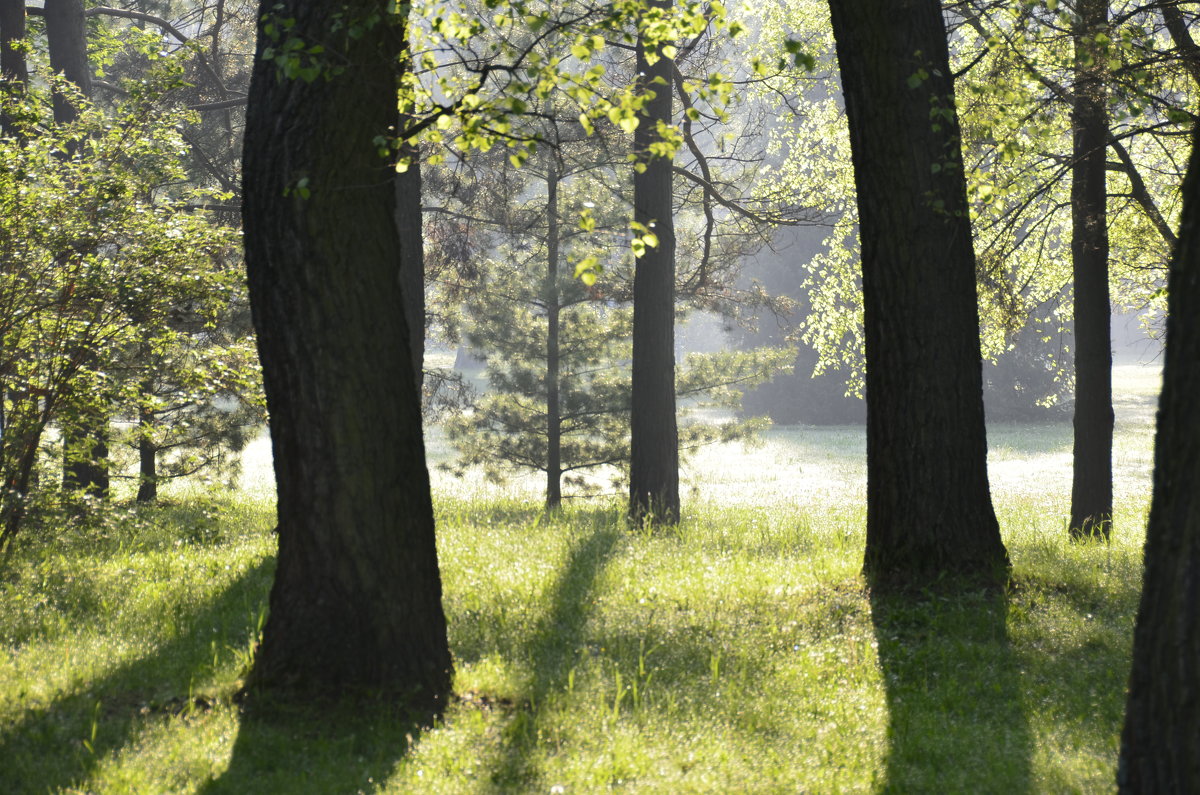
0,366,1158,793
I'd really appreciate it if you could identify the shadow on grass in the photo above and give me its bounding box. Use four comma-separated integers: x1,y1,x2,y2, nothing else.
870,590,1033,794
487,522,622,790
0,558,274,794
201,698,426,795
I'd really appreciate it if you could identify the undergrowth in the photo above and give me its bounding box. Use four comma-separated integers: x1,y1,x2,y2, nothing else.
0,368,1157,792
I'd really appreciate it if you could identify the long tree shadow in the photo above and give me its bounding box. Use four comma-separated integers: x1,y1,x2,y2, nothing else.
870,589,1033,793
487,521,622,790
0,557,274,794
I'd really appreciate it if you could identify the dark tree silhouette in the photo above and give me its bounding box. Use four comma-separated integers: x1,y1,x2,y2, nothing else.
241,1,451,710
827,0,1009,588
629,0,680,524
0,0,27,92
1118,129,1200,792
1069,0,1113,540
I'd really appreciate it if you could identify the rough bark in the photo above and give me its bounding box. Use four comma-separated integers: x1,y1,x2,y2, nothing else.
828,0,1008,589
242,1,451,711
1117,128,1200,794
1069,0,1114,540
628,0,680,524
546,158,562,511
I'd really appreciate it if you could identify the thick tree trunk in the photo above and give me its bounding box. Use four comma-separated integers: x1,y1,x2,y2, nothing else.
828,0,1008,589
628,0,680,525
546,159,562,511
43,0,91,125
242,1,451,710
0,0,27,94
1069,0,1113,540
1117,129,1200,793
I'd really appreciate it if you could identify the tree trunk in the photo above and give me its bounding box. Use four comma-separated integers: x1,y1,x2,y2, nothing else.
828,0,1008,589
628,0,680,525
136,397,156,503
0,0,27,134
43,0,91,126
1117,128,1200,793
1161,0,1200,88
545,157,562,511
395,148,424,388
1069,0,1113,541
61,416,109,497
242,1,451,710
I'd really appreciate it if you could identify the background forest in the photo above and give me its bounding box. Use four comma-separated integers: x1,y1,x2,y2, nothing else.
0,0,1195,792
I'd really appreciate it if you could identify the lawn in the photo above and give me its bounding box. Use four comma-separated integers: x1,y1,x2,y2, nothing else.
0,365,1158,793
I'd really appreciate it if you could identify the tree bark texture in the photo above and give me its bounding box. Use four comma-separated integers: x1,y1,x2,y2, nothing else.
828,0,1008,589
1117,129,1200,794
1069,0,1114,540
242,0,451,710
628,0,680,524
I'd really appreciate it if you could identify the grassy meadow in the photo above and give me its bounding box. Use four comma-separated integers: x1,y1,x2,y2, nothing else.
0,365,1159,793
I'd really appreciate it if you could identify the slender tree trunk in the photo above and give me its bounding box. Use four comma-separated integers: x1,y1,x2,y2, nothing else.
0,400,54,556
1117,128,1200,793
545,158,562,511
828,0,1008,589
242,0,451,710
629,0,679,524
1161,0,1200,88
136,392,156,503
1069,0,1113,540
395,147,424,388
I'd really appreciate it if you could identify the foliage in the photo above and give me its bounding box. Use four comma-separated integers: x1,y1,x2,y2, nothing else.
0,75,259,552
430,85,790,502
733,0,1189,410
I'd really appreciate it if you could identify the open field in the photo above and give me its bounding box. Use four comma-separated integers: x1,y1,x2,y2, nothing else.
0,365,1159,793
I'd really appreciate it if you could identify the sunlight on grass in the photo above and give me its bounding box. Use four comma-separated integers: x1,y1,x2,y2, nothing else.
0,365,1159,792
